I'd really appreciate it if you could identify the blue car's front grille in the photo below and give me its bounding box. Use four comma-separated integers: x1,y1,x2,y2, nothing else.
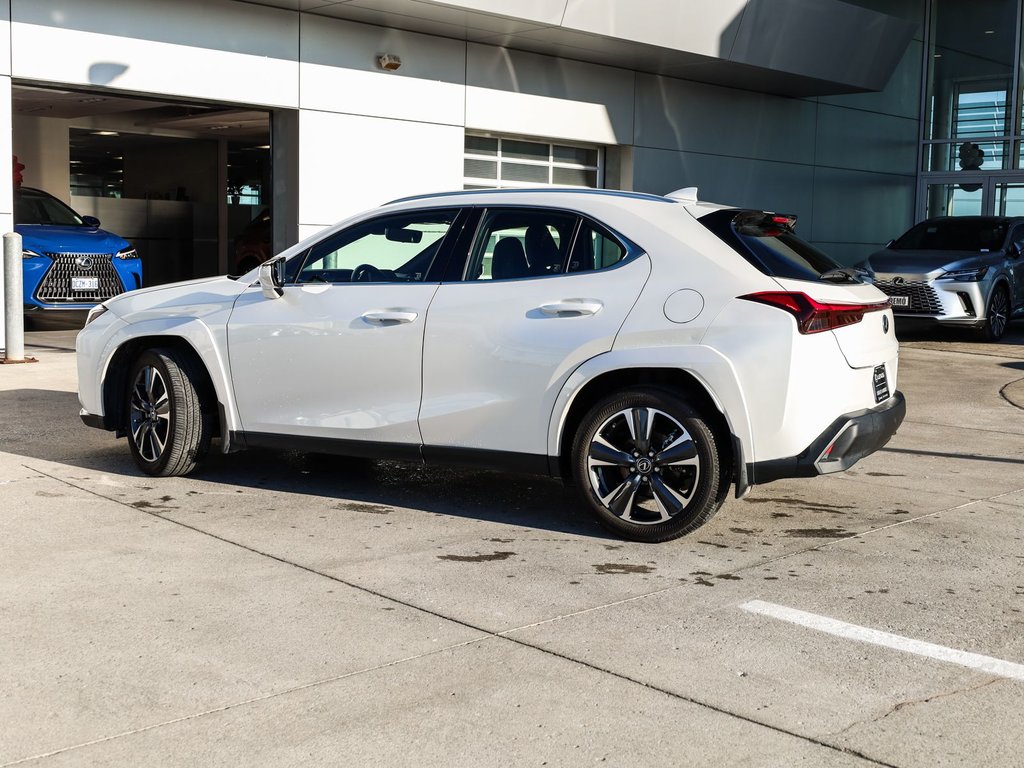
35,253,125,303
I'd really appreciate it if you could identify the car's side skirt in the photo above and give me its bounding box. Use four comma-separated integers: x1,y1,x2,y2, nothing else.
232,432,551,476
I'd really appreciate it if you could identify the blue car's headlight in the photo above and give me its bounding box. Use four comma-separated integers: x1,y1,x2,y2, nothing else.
937,267,989,282
22,248,46,259
114,248,139,260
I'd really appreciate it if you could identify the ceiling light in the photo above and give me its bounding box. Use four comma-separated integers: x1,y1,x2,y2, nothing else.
92,130,119,136
984,29,995,34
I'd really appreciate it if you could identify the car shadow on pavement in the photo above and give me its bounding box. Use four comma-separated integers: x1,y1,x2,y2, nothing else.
1,389,613,540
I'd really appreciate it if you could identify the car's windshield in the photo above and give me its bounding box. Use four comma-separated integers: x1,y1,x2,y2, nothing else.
698,209,841,281
15,189,85,226
892,219,1008,251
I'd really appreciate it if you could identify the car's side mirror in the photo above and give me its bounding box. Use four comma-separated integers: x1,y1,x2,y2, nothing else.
258,257,286,299
82,215,101,228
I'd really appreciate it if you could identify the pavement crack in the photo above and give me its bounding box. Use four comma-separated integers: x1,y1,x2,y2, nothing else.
826,677,1002,741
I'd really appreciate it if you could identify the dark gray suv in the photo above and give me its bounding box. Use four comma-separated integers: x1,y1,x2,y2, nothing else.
863,216,1024,341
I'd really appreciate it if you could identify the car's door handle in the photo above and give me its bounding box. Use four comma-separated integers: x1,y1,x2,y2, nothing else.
361,310,418,325
538,300,603,316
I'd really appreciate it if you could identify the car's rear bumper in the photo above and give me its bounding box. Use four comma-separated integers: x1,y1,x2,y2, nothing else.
748,391,906,484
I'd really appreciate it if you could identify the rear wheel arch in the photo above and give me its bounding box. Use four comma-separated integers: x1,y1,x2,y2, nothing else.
556,367,734,485
104,336,220,439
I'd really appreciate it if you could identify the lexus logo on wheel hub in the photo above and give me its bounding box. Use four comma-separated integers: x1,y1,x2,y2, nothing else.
635,457,654,474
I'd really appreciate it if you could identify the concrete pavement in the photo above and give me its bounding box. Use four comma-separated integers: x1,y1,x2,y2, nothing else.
1,322,1022,767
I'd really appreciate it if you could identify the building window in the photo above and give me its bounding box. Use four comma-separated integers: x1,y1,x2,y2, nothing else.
464,134,602,190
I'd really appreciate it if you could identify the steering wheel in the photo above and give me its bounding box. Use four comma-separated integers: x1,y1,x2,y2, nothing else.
351,263,383,282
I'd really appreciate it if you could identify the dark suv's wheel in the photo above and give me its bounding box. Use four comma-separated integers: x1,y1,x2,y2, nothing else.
572,388,724,542
979,284,1010,342
126,348,212,476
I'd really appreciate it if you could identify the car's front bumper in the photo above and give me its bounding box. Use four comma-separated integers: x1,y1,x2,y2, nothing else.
873,274,991,327
748,391,906,485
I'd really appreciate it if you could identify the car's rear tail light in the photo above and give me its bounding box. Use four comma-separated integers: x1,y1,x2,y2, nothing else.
739,292,890,334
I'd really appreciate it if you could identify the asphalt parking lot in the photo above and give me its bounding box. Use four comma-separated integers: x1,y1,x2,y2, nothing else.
2,320,1023,767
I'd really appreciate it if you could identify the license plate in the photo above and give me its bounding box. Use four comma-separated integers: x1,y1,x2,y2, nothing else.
873,364,890,404
71,277,99,291
889,295,909,308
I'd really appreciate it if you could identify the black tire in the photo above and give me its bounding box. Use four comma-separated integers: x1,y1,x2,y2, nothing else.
571,388,723,543
978,284,1010,342
126,348,212,476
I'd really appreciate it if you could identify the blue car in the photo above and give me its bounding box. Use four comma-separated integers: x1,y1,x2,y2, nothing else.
15,187,142,312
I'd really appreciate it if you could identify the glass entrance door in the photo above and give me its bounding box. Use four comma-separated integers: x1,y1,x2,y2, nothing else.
920,175,1024,218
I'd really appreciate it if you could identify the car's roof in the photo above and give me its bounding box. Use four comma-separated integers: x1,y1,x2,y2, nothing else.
386,187,677,206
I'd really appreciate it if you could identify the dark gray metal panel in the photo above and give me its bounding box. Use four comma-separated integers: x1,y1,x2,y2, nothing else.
634,73,817,164
814,104,919,176
728,0,919,92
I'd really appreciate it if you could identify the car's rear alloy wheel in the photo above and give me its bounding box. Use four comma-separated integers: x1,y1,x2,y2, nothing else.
980,285,1010,342
573,388,722,542
126,348,211,477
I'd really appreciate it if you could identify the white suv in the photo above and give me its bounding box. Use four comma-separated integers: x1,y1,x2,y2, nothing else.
77,188,905,542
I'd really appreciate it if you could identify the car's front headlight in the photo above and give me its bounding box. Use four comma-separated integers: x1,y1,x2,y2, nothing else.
84,304,108,326
114,248,139,260
937,266,989,282
22,248,46,259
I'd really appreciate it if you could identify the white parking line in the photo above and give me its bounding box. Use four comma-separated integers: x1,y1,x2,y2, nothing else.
740,600,1024,682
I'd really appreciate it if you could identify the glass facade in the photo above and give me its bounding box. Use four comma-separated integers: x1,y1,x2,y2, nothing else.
922,0,1024,215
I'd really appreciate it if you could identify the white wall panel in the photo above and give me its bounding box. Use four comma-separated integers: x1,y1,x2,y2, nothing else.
635,74,817,164
563,0,748,58
298,110,463,227
466,43,633,145
11,0,299,107
0,76,11,217
0,1,10,77
301,15,466,125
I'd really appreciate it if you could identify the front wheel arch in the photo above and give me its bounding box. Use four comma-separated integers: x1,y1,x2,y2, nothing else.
104,336,220,440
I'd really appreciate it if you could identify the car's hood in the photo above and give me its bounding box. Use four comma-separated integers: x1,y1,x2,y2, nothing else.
15,224,131,255
104,275,251,321
864,248,1002,276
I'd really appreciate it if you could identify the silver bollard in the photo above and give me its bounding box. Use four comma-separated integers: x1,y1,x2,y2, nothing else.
2,231,37,364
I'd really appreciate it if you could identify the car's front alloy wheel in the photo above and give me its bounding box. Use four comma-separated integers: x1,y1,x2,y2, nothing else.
980,285,1010,342
126,348,211,476
573,388,723,542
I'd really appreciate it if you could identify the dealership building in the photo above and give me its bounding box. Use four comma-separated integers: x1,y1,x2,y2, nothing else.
0,0,1018,288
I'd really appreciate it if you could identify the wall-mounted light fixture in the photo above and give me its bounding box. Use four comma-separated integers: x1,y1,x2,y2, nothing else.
377,54,402,71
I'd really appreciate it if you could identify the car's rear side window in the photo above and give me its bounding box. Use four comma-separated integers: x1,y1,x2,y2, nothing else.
698,208,841,281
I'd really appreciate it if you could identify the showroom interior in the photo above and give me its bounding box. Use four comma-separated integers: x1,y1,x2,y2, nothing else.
13,86,274,285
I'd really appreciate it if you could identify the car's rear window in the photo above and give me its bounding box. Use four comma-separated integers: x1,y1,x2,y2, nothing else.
698,208,841,281
891,219,1008,251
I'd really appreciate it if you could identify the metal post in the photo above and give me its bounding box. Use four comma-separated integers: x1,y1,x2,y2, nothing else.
2,231,37,364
